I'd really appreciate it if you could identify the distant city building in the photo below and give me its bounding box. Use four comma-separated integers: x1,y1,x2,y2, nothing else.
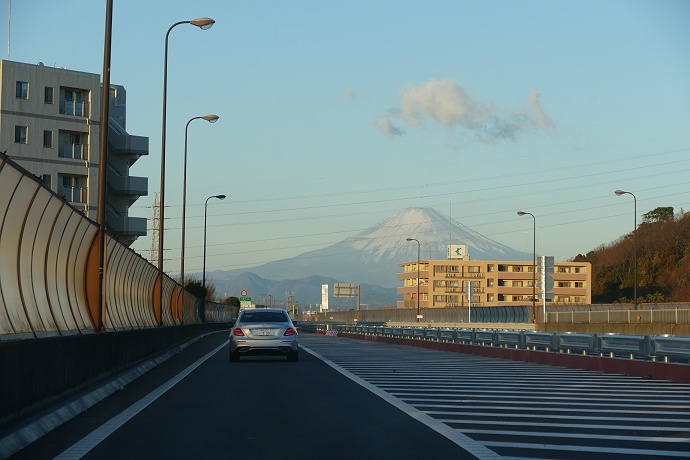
0,60,148,246
398,256,592,308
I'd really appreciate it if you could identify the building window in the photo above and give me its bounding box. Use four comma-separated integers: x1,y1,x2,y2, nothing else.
498,265,507,272
487,294,494,302
558,282,571,288
14,126,28,144
512,281,523,287
45,86,54,104
512,266,523,272
487,279,494,287
575,282,584,288
558,267,570,273
16,81,29,99
41,174,52,188
43,130,53,148
468,266,480,273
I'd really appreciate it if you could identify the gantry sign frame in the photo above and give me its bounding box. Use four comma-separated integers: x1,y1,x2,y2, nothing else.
334,283,361,320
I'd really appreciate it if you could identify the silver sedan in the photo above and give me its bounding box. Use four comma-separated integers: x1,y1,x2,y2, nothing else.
229,308,299,362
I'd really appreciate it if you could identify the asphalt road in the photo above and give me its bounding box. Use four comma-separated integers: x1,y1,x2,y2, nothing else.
9,331,478,460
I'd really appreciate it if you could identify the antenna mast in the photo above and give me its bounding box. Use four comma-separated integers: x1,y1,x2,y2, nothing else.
7,0,11,59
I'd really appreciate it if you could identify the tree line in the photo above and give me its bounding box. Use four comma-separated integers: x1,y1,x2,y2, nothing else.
573,207,690,303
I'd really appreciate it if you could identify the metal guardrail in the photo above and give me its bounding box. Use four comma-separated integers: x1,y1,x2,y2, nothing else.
331,324,690,364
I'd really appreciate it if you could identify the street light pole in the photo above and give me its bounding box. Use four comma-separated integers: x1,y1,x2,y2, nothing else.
158,17,214,326
96,0,113,332
517,211,536,323
406,238,421,322
203,194,226,295
615,190,637,309
180,114,219,285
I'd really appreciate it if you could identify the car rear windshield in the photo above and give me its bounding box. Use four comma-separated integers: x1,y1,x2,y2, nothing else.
240,311,289,323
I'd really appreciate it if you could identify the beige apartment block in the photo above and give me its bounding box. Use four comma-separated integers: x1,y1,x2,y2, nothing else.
398,258,592,309
0,60,148,246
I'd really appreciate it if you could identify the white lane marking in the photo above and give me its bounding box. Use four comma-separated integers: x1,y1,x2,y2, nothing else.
482,440,690,458
54,341,227,459
301,345,501,460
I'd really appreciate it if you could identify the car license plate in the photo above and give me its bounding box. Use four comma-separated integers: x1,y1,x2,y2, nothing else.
258,329,270,336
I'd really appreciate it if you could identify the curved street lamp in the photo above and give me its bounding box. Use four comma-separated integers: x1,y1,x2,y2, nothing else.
406,238,421,322
180,114,219,285
517,211,536,323
615,190,637,309
158,17,215,325
203,194,226,295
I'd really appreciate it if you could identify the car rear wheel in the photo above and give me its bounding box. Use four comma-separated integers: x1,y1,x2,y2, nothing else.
229,350,240,362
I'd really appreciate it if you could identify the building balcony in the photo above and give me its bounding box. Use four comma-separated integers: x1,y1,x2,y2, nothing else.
108,173,148,197
58,185,87,204
59,99,88,117
105,206,146,237
58,143,87,160
109,123,148,157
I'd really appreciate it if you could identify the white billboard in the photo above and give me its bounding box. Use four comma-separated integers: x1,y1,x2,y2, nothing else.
448,244,468,260
321,284,329,310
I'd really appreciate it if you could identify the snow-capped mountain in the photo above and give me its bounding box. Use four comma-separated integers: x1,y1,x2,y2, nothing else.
210,207,525,289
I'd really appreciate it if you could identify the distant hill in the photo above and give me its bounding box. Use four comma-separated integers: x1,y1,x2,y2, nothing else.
574,209,690,302
209,207,526,308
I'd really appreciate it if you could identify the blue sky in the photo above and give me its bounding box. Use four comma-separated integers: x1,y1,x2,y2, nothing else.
5,0,690,277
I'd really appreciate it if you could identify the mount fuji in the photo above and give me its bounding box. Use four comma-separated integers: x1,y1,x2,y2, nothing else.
210,208,526,300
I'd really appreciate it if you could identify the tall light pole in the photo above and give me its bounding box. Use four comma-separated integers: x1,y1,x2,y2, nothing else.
158,17,214,325
615,190,637,309
517,211,536,323
180,114,219,285
406,238,421,322
203,194,226,295
96,0,113,332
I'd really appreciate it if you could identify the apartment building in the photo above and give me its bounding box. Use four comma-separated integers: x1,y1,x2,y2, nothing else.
398,257,592,309
0,60,147,246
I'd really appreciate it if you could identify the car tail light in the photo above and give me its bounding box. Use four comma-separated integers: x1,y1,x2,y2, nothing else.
283,327,296,336
233,327,245,336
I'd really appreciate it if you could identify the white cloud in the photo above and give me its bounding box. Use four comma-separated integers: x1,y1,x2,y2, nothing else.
381,79,555,142
374,117,404,137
